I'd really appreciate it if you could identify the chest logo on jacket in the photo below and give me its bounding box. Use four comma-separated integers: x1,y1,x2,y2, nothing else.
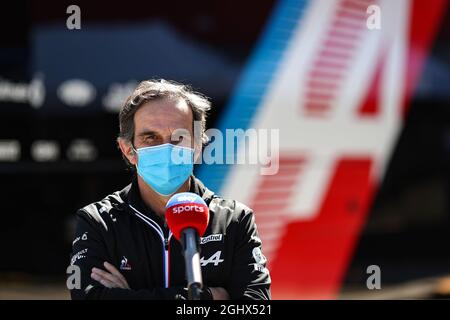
200,251,224,267
120,256,132,271
200,234,223,245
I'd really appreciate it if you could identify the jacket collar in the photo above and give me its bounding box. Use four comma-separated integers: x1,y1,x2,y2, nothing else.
118,174,215,220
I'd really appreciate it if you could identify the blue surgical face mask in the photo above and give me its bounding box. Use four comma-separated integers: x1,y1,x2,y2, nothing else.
133,143,194,196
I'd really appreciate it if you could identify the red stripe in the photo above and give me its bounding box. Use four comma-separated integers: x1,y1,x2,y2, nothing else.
357,48,387,116
402,0,448,117
323,39,356,51
252,203,290,213
251,156,305,213
336,9,367,22
271,157,375,299
304,102,331,113
340,0,373,12
303,110,331,118
308,80,339,90
305,91,334,101
332,19,365,31
258,178,300,190
309,69,343,79
278,158,305,165
314,59,347,70
265,170,301,177
253,190,295,201
328,29,361,41
318,49,353,61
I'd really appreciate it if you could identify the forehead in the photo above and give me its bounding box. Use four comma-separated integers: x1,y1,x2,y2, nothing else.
134,98,193,131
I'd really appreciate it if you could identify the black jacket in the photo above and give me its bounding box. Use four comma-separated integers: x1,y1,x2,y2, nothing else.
69,175,271,300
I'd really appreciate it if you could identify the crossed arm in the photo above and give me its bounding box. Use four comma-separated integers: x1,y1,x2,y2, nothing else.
91,261,230,300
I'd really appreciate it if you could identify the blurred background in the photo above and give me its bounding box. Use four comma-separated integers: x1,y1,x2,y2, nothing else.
0,0,449,299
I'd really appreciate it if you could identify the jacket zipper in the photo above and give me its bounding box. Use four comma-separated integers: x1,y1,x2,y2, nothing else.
129,205,173,288
164,237,170,287
163,222,171,288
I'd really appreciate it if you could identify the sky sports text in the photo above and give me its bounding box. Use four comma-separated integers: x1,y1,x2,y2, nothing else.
171,204,205,214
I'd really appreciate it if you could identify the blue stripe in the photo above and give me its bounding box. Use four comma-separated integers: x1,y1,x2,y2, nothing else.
197,0,309,194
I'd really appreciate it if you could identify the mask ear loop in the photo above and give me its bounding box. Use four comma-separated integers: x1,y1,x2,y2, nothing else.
131,143,139,170
131,141,138,154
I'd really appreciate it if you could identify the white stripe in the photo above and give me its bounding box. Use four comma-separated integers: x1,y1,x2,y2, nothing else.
164,248,170,288
129,204,172,288
134,211,164,238
129,205,164,235
133,211,165,242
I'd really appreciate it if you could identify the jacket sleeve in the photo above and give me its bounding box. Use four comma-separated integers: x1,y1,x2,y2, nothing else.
69,210,186,300
227,204,272,300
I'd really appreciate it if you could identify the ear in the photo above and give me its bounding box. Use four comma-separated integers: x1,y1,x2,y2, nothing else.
118,137,137,166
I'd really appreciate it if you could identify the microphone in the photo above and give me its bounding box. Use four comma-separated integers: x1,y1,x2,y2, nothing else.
165,192,209,300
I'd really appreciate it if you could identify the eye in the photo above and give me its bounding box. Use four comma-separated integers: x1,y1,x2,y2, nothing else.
141,133,161,146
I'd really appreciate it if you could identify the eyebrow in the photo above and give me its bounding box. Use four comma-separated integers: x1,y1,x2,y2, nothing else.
137,130,160,137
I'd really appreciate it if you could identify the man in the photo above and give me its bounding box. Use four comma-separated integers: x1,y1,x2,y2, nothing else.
69,79,271,300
